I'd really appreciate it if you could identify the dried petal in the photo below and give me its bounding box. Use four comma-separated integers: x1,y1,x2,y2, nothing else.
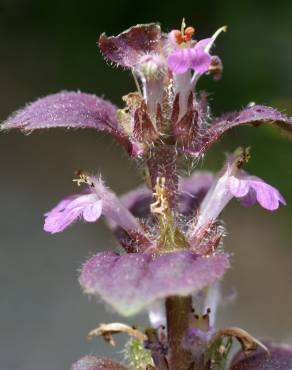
71,356,128,370
214,327,268,354
230,343,292,370
88,323,147,345
79,250,229,316
99,23,162,68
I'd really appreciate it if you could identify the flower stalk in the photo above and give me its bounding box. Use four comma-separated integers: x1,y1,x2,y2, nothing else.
166,296,193,370
2,20,292,370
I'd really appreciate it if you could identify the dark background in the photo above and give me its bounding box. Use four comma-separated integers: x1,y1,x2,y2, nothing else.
0,1,292,369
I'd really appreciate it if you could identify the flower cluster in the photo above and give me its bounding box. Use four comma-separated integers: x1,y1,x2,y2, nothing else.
3,21,292,370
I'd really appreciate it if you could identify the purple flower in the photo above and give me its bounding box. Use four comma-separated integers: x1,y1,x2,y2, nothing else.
44,192,102,234
44,175,143,235
167,38,212,75
229,172,286,210
167,26,226,76
194,150,286,231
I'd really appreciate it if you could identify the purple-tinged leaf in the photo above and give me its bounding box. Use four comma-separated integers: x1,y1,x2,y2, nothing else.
2,91,133,154
190,105,292,156
230,344,292,370
99,23,162,68
79,250,229,316
71,356,128,370
3,91,117,131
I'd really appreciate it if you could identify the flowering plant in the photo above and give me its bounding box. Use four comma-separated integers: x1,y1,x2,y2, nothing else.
3,21,292,370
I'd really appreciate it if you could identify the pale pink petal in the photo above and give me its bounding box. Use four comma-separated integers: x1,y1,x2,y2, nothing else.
189,48,212,74
229,176,250,198
249,179,286,211
167,48,192,74
83,200,103,222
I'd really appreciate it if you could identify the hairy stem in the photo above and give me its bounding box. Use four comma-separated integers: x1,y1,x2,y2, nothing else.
166,295,193,370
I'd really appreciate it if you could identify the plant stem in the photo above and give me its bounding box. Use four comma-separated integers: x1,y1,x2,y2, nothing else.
166,295,193,370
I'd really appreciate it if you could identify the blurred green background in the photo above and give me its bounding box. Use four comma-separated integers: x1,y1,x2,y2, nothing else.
0,0,292,369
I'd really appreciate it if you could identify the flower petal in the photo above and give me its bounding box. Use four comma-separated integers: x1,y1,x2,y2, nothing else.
238,188,257,207
249,179,286,211
230,344,292,370
83,200,103,222
229,176,250,198
79,251,229,316
71,356,129,370
189,48,212,75
2,91,133,154
194,38,212,49
188,105,292,156
91,177,143,233
99,23,162,68
44,193,101,234
167,48,192,74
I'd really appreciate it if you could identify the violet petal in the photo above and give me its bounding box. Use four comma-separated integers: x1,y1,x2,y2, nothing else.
71,356,128,370
79,250,229,316
230,344,292,370
99,23,162,68
167,48,192,74
229,176,250,198
189,48,212,75
248,178,286,211
44,193,102,234
189,105,292,156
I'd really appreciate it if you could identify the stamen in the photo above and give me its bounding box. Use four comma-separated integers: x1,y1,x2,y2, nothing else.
174,19,195,45
184,26,195,41
234,147,251,168
73,171,94,187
